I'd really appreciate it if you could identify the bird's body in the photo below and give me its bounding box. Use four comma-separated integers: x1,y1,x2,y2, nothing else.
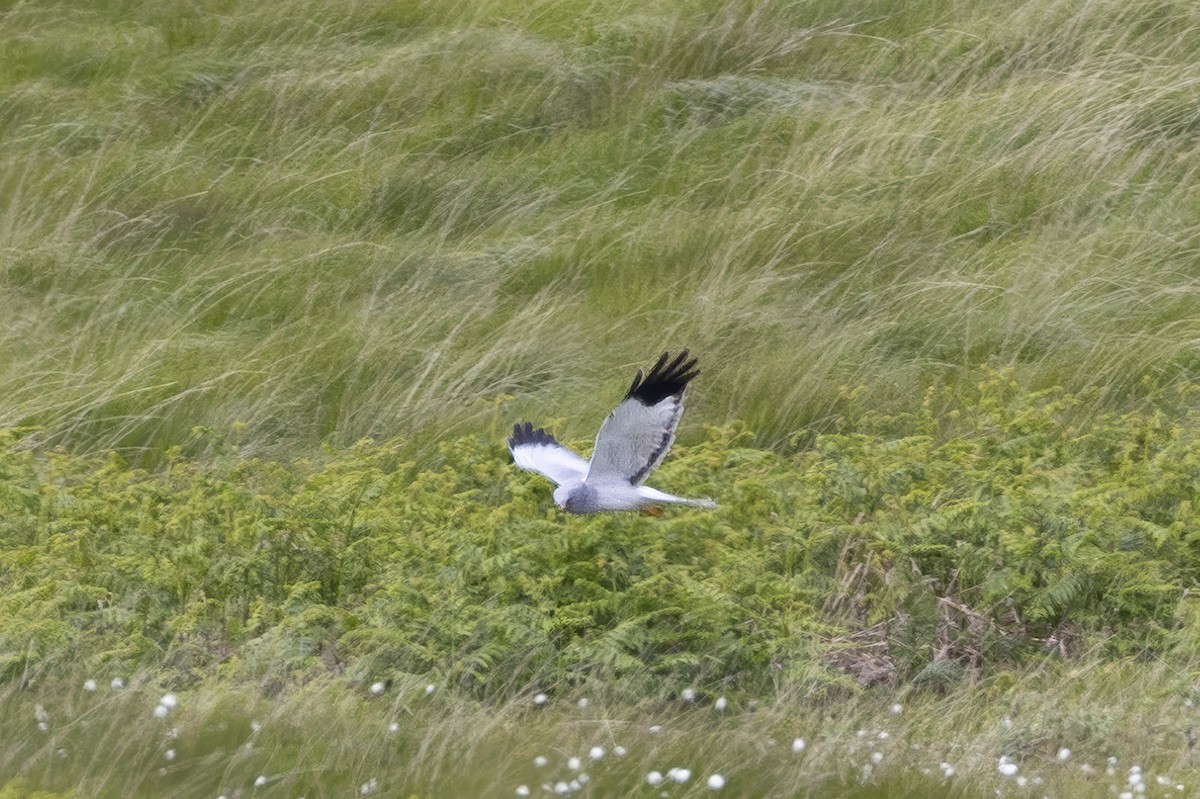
509,350,717,514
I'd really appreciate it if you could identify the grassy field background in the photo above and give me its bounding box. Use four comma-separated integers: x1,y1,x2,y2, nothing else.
4,0,1200,796
4,0,1200,458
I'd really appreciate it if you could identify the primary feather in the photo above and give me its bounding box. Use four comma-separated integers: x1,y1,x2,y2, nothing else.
508,350,716,514
587,350,698,484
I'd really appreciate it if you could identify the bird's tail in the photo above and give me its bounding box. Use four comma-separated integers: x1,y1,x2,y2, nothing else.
636,485,718,510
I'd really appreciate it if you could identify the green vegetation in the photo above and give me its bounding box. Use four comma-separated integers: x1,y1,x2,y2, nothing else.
4,0,1200,795
4,381,1200,795
4,378,1200,695
4,0,1200,457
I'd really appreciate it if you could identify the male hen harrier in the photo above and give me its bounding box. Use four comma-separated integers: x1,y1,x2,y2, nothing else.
509,350,717,514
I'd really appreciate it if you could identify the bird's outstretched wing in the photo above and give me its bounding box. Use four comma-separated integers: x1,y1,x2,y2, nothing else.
508,422,589,486
586,350,699,484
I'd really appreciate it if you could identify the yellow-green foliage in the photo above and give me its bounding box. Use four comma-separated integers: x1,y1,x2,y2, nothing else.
3,376,1198,698
0,781,71,799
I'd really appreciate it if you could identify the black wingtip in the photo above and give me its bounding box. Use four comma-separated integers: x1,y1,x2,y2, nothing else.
625,349,700,406
509,421,560,449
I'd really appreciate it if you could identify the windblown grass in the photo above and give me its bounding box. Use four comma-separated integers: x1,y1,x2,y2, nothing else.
3,0,1200,458
6,655,1200,798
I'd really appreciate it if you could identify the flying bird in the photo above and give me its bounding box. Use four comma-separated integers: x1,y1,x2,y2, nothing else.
509,350,717,514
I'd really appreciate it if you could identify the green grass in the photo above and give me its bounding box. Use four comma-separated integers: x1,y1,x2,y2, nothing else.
4,0,1200,795
5,657,1200,797
4,0,1200,457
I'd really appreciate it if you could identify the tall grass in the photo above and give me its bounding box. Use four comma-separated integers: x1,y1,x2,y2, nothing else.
3,0,1199,459
6,655,1200,798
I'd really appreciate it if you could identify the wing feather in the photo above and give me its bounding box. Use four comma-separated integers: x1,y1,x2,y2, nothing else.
508,422,588,487
586,350,699,484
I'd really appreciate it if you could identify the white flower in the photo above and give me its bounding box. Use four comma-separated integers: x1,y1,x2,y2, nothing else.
110,677,125,690
1057,747,1071,762
552,782,569,795
791,738,806,753
613,746,627,758
164,749,175,761
588,746,605,760
668,768,692,783
425,683,436,696
577,774,589,785
681,688,696,702
1120,793,1134,799
890,703,903,715
940,763,956,778
877,731,890,740
714,696,728,712
533,693,549,706
83,679,97,692
159,693,178,709
646,771,663,786
870,752,883,764
707,773,726,790
998,762,1018,777
648,725,663,734
1002,717,1013,729
515,786,530,797
254,775,268,787
369,682,385,696
153,705,170,719
533,756,548,768
577,697,589,709
567,757,581,771
1016,775,1027,787
388,722,399,734
359,777,378,795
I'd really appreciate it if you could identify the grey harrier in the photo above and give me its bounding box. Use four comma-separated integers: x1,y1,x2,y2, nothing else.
509,350,717,514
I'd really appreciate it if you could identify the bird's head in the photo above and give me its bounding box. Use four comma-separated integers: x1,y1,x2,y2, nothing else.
554,484,593,514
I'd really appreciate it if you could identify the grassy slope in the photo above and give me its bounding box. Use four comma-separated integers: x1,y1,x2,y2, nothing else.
5,0,1200,796
3,0,1200,457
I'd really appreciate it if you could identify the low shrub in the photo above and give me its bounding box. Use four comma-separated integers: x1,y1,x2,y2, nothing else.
1,374,1198,699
